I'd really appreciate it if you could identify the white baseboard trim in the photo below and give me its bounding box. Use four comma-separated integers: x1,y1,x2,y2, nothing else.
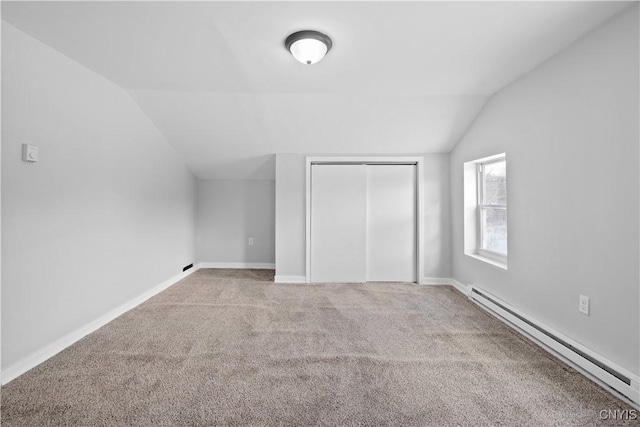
420,277,471,296
419,277,450,285
449,279,471,297
1,267,197,385
198,262,275,269
274,275,307,284
468,285,640,406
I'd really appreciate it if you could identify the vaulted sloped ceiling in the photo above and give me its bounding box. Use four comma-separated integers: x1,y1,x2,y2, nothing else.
2,1,631,179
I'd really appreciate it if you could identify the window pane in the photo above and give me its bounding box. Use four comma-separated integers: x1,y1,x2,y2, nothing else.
481,208,507,254
483,160,507,205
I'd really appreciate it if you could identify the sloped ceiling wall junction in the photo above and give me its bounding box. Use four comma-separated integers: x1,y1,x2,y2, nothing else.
2,1,631,179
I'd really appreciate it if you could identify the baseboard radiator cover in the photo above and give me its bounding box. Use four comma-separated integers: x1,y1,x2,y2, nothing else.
468,286,640,405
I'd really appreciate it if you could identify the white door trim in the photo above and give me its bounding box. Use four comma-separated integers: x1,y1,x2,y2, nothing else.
305,156,424,284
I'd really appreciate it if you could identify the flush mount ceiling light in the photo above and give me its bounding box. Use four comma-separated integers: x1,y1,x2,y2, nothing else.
285,30,332,65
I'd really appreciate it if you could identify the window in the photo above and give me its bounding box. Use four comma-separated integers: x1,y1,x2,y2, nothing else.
463,153,507,269
477,158,507,263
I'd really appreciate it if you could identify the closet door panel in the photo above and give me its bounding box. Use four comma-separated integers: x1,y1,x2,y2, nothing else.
310,164,367,283
366,165,417,282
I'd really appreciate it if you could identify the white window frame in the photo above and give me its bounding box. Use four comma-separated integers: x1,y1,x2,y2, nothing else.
476,157,507,264
463,153,507,270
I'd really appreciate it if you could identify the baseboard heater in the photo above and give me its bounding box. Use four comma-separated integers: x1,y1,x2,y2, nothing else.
468,286,640,405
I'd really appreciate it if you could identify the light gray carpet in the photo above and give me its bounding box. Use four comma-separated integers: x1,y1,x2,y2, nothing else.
1,269,635,426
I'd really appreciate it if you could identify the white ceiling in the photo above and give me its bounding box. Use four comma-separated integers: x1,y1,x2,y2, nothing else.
2,1,631,179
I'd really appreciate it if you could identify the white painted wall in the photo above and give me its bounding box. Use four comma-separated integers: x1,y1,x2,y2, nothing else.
275,155,306,281
1,18,4,380
197,180,275,266
275,154,451,281
1,23,197,372
422,155,451,280
450,6,639,375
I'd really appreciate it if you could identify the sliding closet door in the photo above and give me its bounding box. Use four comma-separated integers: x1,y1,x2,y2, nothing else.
310,164,367,283
366,165,416,282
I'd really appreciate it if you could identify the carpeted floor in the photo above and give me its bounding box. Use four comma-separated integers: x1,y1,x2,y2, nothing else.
1,269,635,426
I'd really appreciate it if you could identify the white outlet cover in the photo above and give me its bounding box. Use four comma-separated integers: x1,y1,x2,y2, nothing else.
22,144,38,162
579,295,590,315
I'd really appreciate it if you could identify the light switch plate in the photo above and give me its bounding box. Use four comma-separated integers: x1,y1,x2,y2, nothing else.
22,144,38,162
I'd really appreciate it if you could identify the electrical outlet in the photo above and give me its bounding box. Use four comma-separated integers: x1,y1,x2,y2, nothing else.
22,144,38,162
579,295,590,315
248,237,254,246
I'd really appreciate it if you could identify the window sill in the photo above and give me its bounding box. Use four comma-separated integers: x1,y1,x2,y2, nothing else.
465,253,508,271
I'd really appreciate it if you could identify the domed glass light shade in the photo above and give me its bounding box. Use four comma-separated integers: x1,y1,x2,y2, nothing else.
285,30,332,65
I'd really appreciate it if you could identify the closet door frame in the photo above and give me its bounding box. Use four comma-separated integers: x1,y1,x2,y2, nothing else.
305,156,424,284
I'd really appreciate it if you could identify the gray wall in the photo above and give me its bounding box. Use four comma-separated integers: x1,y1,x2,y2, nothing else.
1,23,198,371
275,153,451,280
275,154,306,279
450,6,639,375
197,180,275,265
